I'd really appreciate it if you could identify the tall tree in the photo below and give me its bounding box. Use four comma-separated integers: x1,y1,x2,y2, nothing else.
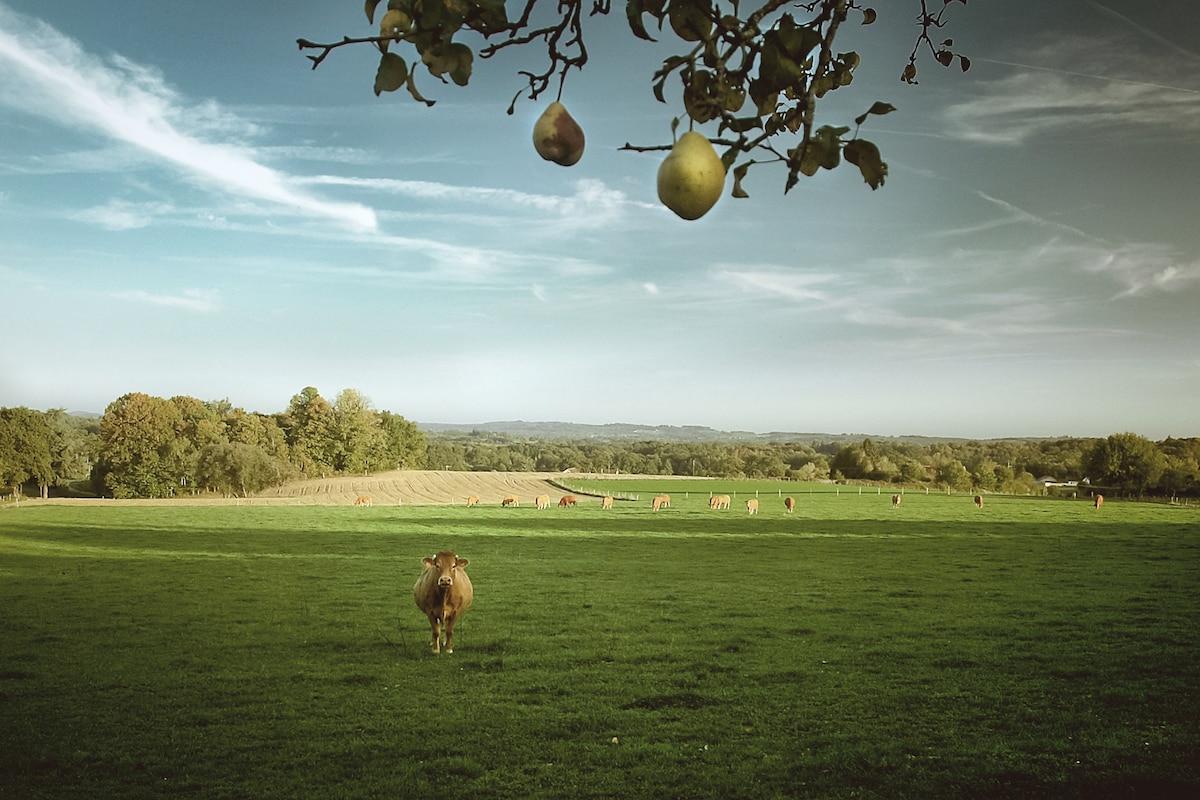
45,409,99,492
93,393,184,498
196,442,286,497
378,410,426,470
282,387,338,476
332,388,387,473
1084,433,1166,496
0,407,55,500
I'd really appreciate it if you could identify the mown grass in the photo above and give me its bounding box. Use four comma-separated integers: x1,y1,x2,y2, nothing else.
1,494,1198,799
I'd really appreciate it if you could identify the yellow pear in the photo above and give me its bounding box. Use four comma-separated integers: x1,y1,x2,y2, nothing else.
657,131,725,220
532,101,585,167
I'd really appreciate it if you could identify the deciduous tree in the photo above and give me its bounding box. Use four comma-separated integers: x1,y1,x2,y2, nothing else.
1084,432,1166,496
0,407,55,500
94,393,185,498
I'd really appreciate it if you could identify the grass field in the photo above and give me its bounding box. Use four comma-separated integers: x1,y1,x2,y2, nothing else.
2,488,1198,799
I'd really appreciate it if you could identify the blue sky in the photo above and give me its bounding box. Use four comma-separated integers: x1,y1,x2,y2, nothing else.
1,1,1197,439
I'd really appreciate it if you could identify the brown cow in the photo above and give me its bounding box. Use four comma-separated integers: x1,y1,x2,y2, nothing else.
1094,494,1104,509
746,498,759,515
784,496,795,513
535,494,551,510
974,494,984,508
353,495,372,507
891,494,902,508
501,495,519,507
466,495,479,507
652,494,669,511
558,495,578,508
709,494,731,510
413,551,474,654
601,495,614,509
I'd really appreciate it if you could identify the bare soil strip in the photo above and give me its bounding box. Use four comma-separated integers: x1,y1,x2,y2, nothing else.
255,469,572,506
14,471,657,508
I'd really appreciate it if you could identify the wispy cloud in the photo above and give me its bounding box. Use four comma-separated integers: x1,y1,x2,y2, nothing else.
954,191,1099,242
945,31,1200,145
708,231,1199,351
112,288,220,313
0,5,376,232
1069,242,1200,299
1086,2,1200,62
306,174,655,232
73,200,173,231
718,269,837,305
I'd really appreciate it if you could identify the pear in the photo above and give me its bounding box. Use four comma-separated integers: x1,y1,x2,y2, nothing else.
656,131,725,220
532,101,585,167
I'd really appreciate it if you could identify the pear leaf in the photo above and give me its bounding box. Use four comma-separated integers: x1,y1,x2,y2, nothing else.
798,140,823,177
374,52,408,96
667,0,711,42
448,43,473,86
854,101,896,126
843,139,888,189
723,116,763,134
732,163,751,198
626,0,657,42
365,0,383,24
467,0,509,35
406,71,436,107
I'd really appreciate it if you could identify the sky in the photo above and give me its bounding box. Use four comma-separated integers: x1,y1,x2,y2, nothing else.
1,1,1198,440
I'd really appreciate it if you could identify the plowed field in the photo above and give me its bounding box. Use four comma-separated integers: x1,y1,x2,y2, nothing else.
19,471,577,507
255,469,568,506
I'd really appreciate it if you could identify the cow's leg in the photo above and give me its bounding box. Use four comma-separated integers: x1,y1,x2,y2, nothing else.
443,611,458,654
428,614,442,653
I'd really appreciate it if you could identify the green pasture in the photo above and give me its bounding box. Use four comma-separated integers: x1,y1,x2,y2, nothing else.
1,493,1198,799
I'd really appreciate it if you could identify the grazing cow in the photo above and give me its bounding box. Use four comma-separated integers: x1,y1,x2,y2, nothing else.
784,496,795,513
709,494,731,510
652,494,669,511
354,495,372,507
1094,494,1104,509
558,495,578,508
466,495,479,507
501,495,519,507
974,494,984,508
413,551,473,654
746,498,759,515
601,495,613,510
891,494,902,508
535,494,551,510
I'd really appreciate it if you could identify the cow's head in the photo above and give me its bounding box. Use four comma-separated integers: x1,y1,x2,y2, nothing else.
424,551,468,587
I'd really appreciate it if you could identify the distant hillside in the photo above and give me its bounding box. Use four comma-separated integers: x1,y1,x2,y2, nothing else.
417,420,1040,446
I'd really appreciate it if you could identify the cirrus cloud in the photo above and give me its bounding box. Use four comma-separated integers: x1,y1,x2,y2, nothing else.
0,5,377,232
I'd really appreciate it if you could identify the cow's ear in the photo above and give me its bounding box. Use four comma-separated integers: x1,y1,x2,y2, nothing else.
456,558,469,568
423,557,435,567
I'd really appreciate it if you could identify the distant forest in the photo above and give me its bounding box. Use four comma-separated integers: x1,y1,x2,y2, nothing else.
1,388,1197,500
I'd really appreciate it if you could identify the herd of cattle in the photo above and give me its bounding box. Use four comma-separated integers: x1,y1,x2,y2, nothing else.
362,491,1108,514
410,490,1108,655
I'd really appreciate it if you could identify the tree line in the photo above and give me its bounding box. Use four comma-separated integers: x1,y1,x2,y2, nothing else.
2,392,1197,500
1,387,424,499
426,428,1199,499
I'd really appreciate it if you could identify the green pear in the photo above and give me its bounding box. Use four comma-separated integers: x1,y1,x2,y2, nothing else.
656,131,725,220
532,101,585,167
